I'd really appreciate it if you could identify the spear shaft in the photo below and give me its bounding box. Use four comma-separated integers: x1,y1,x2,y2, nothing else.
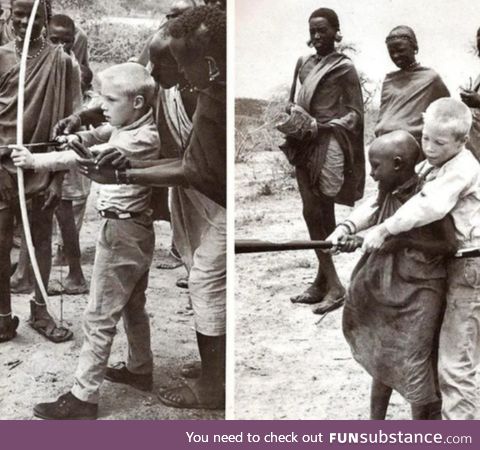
235,239,334,254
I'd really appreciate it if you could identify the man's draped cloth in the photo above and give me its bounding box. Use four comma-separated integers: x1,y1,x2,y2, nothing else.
0,17,14,46
375,65,450,143
0,42,75,208
183,84,226,209
343,176,448,405
282,52,365,206
466,74,480,162
159,86,223,271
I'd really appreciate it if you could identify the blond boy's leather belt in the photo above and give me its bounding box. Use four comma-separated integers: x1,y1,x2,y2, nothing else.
455,248,480,258
99,210,143,220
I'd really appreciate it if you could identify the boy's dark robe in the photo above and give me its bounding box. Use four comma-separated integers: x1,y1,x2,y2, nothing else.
283,52,365,206
183,83,226,208
0,42,75,201
343,176,450,405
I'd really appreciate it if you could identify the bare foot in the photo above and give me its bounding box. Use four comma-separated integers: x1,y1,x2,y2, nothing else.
0,315,19,343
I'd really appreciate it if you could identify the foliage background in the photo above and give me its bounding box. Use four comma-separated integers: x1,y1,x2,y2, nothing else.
56,0,170,63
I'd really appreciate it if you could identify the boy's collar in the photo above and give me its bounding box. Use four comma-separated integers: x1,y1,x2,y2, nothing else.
417,146,467,174
116,109,153,131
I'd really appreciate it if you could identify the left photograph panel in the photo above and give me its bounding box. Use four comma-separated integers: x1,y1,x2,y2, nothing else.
0,0,226,419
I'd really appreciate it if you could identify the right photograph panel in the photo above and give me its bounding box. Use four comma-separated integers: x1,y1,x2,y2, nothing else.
235,0,480,420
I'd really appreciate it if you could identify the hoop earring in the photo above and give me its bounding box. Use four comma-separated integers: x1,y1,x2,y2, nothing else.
206,57,220,82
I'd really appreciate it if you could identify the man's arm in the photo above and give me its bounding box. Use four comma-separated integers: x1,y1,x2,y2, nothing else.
52,107,105,137
127,159,187,187
78,157,188,187
129,157,181,169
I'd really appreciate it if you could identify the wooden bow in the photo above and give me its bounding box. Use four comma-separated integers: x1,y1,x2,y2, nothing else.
16,0,58,321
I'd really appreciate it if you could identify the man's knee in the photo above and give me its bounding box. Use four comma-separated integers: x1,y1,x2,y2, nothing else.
302,203,322,224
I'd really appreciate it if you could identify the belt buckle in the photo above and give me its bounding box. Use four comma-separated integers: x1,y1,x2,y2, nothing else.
118,212,131,219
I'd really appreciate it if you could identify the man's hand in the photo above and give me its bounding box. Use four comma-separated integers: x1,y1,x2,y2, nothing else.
460,90,480,108
0,168,15,203
362,223,391,252
69,139,93,159
338,234,363,253
95,148,131,169
285,102,294,114
42,174,63,210
77,158,117,184
10,145,35,169
52,114,82,138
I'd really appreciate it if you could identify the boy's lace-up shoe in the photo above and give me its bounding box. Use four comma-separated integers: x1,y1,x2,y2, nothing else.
105,362,153,391
33,391,98,420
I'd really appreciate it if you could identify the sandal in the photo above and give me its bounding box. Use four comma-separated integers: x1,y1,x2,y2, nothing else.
28,301,73,343
158,380,225,410
0,315,20,343
176,277,188,290
290,284,327,305
156,249,183,270
312,294,345,315
48,284,89,296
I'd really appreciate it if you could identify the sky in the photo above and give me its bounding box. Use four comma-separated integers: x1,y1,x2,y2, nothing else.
236,0,480,102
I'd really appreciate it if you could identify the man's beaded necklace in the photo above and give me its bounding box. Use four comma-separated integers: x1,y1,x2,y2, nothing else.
15,35,46,61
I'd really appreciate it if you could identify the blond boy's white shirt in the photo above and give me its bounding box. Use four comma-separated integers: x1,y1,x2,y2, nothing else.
32,110,160,213
381,148,480,250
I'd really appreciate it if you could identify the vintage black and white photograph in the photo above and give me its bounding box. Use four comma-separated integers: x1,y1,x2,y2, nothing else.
0,0,226,419
235,0,480,420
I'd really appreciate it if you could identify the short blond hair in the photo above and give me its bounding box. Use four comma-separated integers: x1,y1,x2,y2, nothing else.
423,98,472,141
98,62,156,105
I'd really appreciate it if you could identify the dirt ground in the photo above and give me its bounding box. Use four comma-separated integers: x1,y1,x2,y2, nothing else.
234,150,411,420
0,188,223,420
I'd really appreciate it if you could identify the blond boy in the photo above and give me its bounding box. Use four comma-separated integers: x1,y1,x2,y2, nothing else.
12,62,159,420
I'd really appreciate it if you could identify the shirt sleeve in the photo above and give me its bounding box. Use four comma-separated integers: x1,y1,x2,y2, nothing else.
33,149,79,172
77,124,113,147
346,195,379,232
384,165,471,235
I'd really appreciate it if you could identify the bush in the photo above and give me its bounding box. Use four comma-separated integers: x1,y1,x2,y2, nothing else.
56,0,163,64
235,98,285,163
82,21,156,63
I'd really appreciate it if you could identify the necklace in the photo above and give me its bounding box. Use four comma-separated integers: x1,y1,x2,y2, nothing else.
15,37,46,60
405,61,419,71
178,83,196,94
